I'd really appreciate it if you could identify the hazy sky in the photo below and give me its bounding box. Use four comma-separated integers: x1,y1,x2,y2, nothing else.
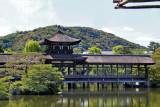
0,0,160,46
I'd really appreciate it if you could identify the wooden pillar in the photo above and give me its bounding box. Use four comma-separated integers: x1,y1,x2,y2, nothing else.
61,83,64,89
102,64,104,75
111,64,113,75
102,78,104,88
117,64,118,75
117,79,119,88
68,83,71,89
125,64,127,75
68,67,70,75
73,83,77,89
87,64,89,76
111,83,114,88
97,83,99,89
137,64,140,76
83,64,85,73
131,64,133,76
145,65,150,87
83,83,85,88
61,61,64,74
97,64,99,75
87,81,90,88
73,62,76,75
131,78,134,88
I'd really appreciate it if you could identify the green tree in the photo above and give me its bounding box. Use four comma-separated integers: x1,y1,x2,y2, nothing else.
88,46,102,54
4,48,15,53
150,48,160,80
113,45,133,55
0,45,4,53
23,40,41,52
0,76,14,96
132,50,146,55
73,48,82,54
15,64,63,94
148,41,160,52
5,52,45,75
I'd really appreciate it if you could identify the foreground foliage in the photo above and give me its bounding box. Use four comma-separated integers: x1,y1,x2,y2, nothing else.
10,64,63,94
0,76,13,96
150,48,160,80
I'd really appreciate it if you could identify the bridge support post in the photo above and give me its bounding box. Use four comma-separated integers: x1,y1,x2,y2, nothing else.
117,82,119,88
131,78,134,88
131,82,134,88
83,83,85,89
102,82,104,88
61,83,64,89
68,83,71,89
87,82,90,88
97,83,99,89
111,83,114,88
73,83,77,89
117,78,119,88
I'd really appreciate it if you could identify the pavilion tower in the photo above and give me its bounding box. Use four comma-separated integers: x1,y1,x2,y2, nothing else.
38,30,81,54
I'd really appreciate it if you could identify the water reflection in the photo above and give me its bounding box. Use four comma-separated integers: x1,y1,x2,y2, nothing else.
1,88,160,107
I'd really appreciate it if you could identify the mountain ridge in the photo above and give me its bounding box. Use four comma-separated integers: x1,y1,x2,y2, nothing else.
0,25,143,52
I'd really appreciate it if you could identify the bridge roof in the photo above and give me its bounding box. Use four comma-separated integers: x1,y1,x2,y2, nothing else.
82,55,154,64
0,54,11,64
0,54,154,65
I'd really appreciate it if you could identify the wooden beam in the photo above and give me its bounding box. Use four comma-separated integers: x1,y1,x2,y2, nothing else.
114,0,160,3
115,5,160,9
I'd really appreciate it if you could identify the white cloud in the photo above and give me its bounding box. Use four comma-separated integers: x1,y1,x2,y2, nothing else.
0,0,61,36
123,26,134,31
0,26,12,36
101,27,114,33
136,37,160,41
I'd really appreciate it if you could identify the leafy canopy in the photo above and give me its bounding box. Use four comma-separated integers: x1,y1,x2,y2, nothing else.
20,64,63,94
4,48,15,53
23,40,41,52
149,48,160,80
113,45,133,55
88,46,102,54
5,52,45,75
0,45,4,53
148,41,160,52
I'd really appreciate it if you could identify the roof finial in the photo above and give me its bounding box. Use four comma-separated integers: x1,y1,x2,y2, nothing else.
57,30,63,34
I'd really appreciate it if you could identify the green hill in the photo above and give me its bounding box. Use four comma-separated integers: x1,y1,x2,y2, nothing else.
0,25,142,52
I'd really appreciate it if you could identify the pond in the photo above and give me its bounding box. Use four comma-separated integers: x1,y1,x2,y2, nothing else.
0,87,160,107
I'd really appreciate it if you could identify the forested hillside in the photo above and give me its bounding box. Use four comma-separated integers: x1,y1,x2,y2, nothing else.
0,25,142,52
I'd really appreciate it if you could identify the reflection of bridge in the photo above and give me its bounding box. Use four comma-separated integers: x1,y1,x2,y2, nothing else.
63,75,147,88
56,89,150,107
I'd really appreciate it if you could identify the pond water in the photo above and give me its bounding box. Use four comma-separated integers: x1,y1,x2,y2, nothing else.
0,87,160,107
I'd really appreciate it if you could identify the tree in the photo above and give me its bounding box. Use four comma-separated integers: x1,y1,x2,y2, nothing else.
0,45,4,53
148,41,160,52
132,50,146,55
5,52,45,76
0,76,14,96
12,64,63,94
73,48,82,54
113,45,133,55
4,48,15,53
150,48,160,80
23,40,41,52
88,46,102,54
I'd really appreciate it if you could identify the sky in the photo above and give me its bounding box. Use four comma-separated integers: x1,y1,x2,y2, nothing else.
0,0,160,46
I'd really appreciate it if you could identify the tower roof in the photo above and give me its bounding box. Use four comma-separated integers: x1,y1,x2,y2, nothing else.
38,30,81,45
